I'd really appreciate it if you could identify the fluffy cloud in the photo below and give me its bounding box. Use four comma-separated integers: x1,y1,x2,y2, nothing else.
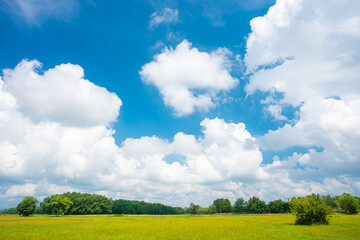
244,0,360,187
260,96,360,179
118,118,266,184
0,60,263,207
2,60,122,127
149,8,179,28
245,0,360,105
140,40,238,116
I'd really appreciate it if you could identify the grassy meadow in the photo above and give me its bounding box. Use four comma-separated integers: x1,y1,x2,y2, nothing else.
1,214,359,240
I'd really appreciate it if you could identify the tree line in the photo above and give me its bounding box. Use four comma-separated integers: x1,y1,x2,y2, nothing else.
191,194,359,216
2,192,359,225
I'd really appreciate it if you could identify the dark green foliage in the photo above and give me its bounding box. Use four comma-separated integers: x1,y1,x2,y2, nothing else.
213,198,231,213
46,195,73,217
233,198,246,213
245,196,267,214
42,192,113,215
355,196,360,205
63,192,113,215
208,204,217,214
188,203,200,215
268,199,290,213
32,191,358,217
17,196,37,216
290,194,332,225
34,207,43,214
338,194,359,214
113,199,184,215
1,207,18,215
321,194,336,209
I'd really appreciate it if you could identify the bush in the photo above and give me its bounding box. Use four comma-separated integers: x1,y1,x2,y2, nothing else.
290,194,332,225
338,194,359,214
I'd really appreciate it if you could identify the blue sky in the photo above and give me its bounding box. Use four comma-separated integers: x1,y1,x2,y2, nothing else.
1,0,360,208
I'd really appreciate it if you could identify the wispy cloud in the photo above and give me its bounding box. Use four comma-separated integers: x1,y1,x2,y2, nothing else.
1,0,80,26
149,8,179,28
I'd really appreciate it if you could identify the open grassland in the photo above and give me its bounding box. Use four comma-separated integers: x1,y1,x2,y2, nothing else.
1,214,359,240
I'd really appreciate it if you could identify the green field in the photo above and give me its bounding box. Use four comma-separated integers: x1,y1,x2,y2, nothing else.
1,214,359,239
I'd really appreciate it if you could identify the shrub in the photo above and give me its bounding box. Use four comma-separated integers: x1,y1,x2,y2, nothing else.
290,194,332,225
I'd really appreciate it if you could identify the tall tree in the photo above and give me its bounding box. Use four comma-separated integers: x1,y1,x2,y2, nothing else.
213,198,232,213
233,198,246,213
46,195,73,217
245,196,267,214
268,199,289,213
17,196,38,216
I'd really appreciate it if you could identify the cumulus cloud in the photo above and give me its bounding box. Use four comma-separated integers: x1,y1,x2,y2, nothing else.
244,0,360,188
0,0,79,26
140,40,238,116
149,8,179,28
0,63,268,206
245,0,360,105
5,183,37,197
2,60,122,127
265,104,287,121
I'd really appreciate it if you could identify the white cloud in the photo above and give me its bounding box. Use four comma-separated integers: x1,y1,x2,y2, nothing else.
245,0,360,106
1,0,79,26
149,8,179,28
2,53,360,208
244,0,360,189
259,97,360,179
140,40,238,116
6,183,37,197
0,113,267,205
2,60,122,127
265,104,287,121
0,64,266,206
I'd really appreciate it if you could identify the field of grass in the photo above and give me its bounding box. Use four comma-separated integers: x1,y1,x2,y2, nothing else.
1,214,359,239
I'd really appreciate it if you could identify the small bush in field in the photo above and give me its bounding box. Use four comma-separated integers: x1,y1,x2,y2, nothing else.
290,194,332,225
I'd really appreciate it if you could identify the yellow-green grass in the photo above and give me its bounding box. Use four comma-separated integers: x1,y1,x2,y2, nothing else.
0,214,359,239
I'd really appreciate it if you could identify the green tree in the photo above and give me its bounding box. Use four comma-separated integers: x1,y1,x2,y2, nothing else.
208,204,217,214
290,194,332,225
17,196,38,216
1,207,18,215
112,199,180,215
188,203,200,215
245,196,267,214
321,195,336,209
268,199,289,213
213,198,232,213
233,198,245,213
338,194,359,214
46,195,73,217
